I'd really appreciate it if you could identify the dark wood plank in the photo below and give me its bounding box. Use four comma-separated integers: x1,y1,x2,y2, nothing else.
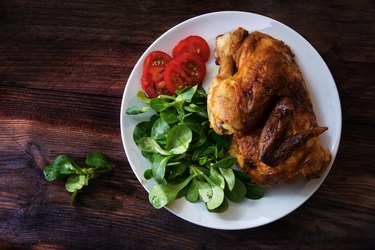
0,0,374,249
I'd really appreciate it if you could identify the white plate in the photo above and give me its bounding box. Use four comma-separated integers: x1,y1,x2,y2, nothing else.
120,11,342,230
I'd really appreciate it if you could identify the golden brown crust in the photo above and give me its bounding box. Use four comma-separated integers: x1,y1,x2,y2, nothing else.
208,28,331,186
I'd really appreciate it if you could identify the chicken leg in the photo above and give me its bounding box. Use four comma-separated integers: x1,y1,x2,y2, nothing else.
208,28,331,186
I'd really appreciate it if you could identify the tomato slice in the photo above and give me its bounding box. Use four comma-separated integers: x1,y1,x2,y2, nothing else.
172,36,210,62
164,53,206,93
141,51,173,98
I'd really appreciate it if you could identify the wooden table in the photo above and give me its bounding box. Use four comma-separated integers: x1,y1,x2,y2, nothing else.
1,1,374,249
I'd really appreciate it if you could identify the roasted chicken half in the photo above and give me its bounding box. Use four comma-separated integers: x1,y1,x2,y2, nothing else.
207,28,331,186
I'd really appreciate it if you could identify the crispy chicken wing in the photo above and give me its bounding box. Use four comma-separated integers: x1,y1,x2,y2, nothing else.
207,28,331,186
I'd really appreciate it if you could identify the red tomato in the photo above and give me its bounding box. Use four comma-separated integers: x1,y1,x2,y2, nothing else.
172,36,210,62
164,53,206,93
141,51,173,98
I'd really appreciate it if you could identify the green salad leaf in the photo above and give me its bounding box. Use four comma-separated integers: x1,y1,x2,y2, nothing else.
126,85,264,212
43,152,112,204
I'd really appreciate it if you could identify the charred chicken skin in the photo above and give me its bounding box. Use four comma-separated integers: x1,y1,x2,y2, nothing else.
207,28,331,186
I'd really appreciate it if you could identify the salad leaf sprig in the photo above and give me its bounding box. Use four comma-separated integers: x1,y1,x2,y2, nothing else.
43,152,112,204
126,86,264,212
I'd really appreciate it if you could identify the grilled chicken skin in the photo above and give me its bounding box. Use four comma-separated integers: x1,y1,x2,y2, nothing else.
207,28,331,186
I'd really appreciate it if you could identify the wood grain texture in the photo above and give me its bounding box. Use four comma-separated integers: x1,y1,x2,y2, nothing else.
1,0,374,249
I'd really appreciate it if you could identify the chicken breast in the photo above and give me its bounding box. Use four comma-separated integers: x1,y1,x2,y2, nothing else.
207,28,331,186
